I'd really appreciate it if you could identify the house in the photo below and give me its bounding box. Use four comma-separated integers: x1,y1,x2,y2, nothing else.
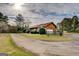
30,22,57,34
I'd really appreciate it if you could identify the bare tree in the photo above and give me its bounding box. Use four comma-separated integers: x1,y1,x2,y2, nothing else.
24,19,32,32
15,14,25,28
15,14,32,32
25,19,31,28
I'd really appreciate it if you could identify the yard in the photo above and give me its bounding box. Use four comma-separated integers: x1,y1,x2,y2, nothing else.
0,33,73,56
22,33,72,42
0,33,33,56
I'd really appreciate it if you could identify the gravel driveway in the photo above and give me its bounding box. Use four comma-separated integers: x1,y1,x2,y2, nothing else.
11,34,79,56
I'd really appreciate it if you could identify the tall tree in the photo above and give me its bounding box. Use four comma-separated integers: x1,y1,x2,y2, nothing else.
60,16,79,32
0,12,9,22
25,19,31,29
0,12,3,19
71,16,79,31
0,12,9,32
15,14,24,28
15,14,32,32
61,18,72,32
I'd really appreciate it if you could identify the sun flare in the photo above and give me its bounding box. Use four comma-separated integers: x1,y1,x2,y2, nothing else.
13,3,24,10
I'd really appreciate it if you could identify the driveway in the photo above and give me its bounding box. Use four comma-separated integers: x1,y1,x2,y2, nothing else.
11,33,79,56
65,33,79,41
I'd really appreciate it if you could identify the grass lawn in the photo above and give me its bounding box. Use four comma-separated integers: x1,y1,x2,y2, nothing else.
22,33,72,42
0,33,33,56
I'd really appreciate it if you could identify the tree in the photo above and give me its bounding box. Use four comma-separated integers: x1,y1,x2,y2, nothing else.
0,12,9,22
57,23,63,31
16,14,24,22
57,23,63,36
15,14,25,32
71,16,79,31
60,16,79,32
0,12,3,19
15,14,32,32
16,14,24,27
24,19,31,32
2,15,9,22
61,18,72,32
0,12,9,32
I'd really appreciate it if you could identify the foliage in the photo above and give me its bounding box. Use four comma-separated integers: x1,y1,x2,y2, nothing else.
15,14,25,32
15,14,31,33
30,29,38,34
61,18,72,32
39,27,46,34
71,16,79,31
0,12,3,19
60,16,79,32
0,12,9,22
16,14,24,27
16,14,24,22
0,12,9,32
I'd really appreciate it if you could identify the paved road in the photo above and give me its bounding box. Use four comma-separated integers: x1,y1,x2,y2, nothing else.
11,34,79,56
0,53,8,56
65,33,79,41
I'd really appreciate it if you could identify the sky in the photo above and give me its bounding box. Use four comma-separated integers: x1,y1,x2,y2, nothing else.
0,3,79,26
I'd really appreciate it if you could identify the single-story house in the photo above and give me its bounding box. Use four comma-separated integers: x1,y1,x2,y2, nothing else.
30,22,57,34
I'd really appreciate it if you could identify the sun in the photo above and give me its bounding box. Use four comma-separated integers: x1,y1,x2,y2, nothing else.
13,3,24,10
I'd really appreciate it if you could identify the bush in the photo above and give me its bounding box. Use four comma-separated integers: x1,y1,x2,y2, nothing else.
70,30,79,33
39,28,46,34
17,27,27,33
30,29,38,34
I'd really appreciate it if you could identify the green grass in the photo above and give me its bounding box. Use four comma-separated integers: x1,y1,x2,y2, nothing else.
22,33,72,42
0,34,33,56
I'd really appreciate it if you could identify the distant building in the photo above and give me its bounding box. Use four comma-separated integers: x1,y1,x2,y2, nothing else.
30,22,57,33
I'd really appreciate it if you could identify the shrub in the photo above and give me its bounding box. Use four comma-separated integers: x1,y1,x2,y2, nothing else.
39,28,46,34
30,29,38,34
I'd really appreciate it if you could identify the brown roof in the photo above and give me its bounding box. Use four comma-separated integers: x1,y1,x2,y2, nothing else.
30,22,57,28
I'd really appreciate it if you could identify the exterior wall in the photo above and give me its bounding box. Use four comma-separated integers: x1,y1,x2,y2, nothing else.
45,23,56,31
30,22,57,33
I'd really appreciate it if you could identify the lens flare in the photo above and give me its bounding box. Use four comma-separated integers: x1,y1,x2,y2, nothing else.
13,3,24,10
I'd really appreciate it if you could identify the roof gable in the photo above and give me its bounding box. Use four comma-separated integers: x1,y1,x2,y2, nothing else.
30,22,57,28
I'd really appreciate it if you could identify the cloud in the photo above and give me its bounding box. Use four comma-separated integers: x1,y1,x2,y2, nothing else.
0,3,79,25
